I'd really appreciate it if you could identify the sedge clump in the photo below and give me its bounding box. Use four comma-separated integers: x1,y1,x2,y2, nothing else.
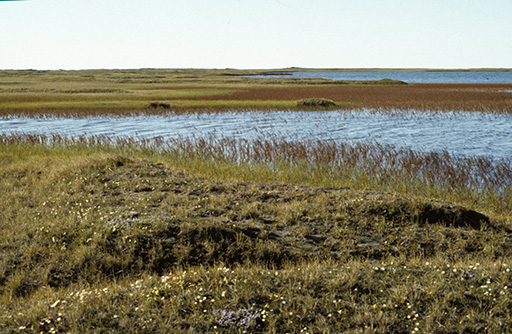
296,98,337,108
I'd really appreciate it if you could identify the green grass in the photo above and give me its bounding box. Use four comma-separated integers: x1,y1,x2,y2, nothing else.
1,135,511,333
0,88,235,102
0,87,240,113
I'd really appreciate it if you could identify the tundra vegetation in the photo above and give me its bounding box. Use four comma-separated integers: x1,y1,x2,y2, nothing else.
1,69,512,116
1,69,512,333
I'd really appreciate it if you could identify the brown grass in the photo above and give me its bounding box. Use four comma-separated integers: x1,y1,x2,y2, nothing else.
199,83,512,112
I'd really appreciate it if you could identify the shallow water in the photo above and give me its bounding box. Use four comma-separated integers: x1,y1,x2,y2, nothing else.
1,110,511,162
252,71,512,83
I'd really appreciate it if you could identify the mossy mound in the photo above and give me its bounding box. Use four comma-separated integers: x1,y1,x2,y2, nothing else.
2,156,505,296
3,154,512,333
296,98,337,108
147,102,172,109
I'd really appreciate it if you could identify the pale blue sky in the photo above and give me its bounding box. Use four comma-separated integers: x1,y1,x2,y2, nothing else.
1,0,511,69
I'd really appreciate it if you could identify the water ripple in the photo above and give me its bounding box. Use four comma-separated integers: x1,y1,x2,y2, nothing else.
1,110,511,161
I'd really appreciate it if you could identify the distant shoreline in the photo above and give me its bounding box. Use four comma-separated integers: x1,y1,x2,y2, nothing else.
267,67,512,73
2,67,512,72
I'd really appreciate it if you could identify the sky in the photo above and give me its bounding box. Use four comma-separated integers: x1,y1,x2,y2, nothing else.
1,0,511,70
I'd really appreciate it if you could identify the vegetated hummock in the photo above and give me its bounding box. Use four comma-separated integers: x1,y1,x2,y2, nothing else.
1,69,512,117
1,68,511,332
296,98,337,108
1,134,511,333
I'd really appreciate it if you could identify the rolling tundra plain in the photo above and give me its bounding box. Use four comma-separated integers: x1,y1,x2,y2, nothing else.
1,69,512,333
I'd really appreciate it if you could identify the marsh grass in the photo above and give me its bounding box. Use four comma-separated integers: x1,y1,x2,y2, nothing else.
1,135,512,332
212,84,512,114
1,67,512,332
1,69,511,117
4,133,509,217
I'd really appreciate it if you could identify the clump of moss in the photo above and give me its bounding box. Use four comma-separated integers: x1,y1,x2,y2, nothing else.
147,102,172,109
296,98,337,108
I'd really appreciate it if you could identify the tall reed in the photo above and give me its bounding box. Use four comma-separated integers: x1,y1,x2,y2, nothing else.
2,133,510,219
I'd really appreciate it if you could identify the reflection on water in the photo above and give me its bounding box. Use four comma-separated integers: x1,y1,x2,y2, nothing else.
1,110,511,161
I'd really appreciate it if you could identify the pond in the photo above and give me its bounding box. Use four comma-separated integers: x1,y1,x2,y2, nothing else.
251,70,512,83
2,110,511,162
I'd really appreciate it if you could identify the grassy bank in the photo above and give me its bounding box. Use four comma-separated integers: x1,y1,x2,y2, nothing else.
1,69,512,116
1,135,511,333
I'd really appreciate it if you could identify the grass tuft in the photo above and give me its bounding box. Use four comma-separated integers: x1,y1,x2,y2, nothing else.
296,98,337,108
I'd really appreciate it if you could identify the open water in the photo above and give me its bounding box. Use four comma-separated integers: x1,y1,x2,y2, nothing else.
251,70,512,83
2,71,512,161
2,110,511,162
